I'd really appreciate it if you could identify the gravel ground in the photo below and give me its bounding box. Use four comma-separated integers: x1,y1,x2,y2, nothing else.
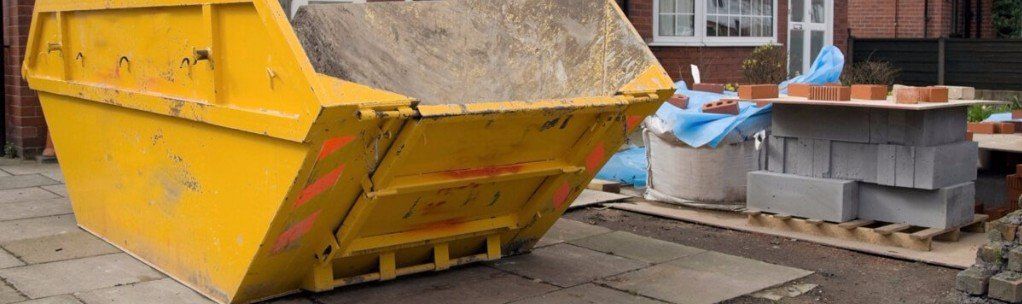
565,206,965,304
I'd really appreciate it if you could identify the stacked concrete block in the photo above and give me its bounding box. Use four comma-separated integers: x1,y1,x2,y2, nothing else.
749,104,977,228
747,171,859,222
957,211,1022,303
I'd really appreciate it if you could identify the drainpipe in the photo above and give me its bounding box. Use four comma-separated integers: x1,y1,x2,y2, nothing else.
975,0,982,38
894,0,900,38
924,0,929,38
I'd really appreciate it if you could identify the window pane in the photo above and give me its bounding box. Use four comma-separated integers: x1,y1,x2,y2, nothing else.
707,0,717,14
740,17,751,36
678,0,694,13
729,0,738,14
741,0,751,15
750,17,762,36
763,0,772,15
658,0,674,12
810,30,824,63
791,0,804,22
676,14,695,36
707,15,718,36
811,0,825,23
659,14,676,36
789,29,804,76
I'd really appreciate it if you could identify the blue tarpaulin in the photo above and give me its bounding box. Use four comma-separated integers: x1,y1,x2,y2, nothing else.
595,46,848,186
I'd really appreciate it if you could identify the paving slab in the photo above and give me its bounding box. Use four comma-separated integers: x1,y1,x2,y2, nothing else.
0,215,78,244
14,295,84,304
0,175,60,191
568,231,705,263
40,185,67,197
75,278,213,304
0,198,73,222
533,219,612,248
600,251,811,304
0,250,23,269
260,296,316,304
0,253,164,299
0,188,60,205
0,164,61,176
312,265,558,304
490,243,648,287
510,283,663,304
2,231,119,264
39,171,63,183
0,281,26,304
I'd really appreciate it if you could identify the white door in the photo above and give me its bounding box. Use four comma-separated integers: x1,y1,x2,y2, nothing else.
787,0,833,76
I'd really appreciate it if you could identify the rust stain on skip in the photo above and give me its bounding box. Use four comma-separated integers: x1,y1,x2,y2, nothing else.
441,164,524,179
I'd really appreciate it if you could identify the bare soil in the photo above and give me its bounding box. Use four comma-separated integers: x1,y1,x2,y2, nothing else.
565,207,965,304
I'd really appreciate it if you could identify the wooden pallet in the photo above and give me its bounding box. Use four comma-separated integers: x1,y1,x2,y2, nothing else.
744,210,988,251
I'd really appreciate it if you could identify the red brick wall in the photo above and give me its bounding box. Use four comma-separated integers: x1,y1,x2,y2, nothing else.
849,0,995,38
3,0,46,158
623,0,847,85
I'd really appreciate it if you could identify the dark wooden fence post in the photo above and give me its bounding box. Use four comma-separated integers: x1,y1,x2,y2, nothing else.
937,38,946,85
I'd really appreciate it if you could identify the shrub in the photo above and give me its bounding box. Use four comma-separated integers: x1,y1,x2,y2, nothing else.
841,58,900,86
741,44,787,84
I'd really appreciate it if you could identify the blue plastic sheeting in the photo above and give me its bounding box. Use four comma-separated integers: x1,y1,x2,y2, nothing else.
659,45,847,148
985,112,1018,122
595,146,648,187
779,45,845,94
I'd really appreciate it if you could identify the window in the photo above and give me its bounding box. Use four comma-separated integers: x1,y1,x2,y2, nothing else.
653,0,777,47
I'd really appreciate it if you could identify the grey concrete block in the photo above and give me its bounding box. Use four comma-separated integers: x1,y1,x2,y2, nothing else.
747,171,859,222
858,182,975,229
990,271,1022,303
957,266,994,295
1009,247,1022,272
769,137,977,190
772,104,967,146
490,243,647,287
2,231,120,264
568,231,705,263
75,278,214,304
0,254,164,299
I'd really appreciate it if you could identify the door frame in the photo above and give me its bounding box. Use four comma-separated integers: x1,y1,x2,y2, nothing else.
787,0,834,76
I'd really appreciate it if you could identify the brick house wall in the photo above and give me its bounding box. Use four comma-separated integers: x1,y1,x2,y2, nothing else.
622,0,848,85
849,0,995,38
3,0,46,158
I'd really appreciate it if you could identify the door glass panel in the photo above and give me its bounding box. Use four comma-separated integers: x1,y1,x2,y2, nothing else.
789,29,804,76
810,30,824,64
811,0,825,23
791,0,804,22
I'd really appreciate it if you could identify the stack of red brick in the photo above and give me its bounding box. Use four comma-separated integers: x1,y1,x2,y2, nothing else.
988,165,1022,221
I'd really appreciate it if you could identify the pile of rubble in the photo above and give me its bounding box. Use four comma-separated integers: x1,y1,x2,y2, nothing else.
957,210,1022,303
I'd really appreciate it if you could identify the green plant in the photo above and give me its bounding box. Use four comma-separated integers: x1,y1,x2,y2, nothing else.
3,142,15,158
841,58,900,86
741,44,787,84
994,0,1022,38
967,96,1022,123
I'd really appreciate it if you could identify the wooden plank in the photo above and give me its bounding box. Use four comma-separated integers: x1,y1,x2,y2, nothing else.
838,219,876,230
875,223,912,236
587,179,621,193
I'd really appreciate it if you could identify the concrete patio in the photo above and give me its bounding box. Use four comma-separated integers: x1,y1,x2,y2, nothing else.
0,160,811,304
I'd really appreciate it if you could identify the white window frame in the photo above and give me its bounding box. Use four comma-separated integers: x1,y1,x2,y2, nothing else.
651,0,779,47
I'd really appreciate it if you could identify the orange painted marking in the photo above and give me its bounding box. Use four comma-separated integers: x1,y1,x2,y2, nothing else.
442,164,524,179
271,210,321,254
294,164,346,208
552,182,571,209
317,136,356,161
626,115,643,131
585,143,606,173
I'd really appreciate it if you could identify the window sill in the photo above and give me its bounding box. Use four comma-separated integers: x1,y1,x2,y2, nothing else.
649,39,780,47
